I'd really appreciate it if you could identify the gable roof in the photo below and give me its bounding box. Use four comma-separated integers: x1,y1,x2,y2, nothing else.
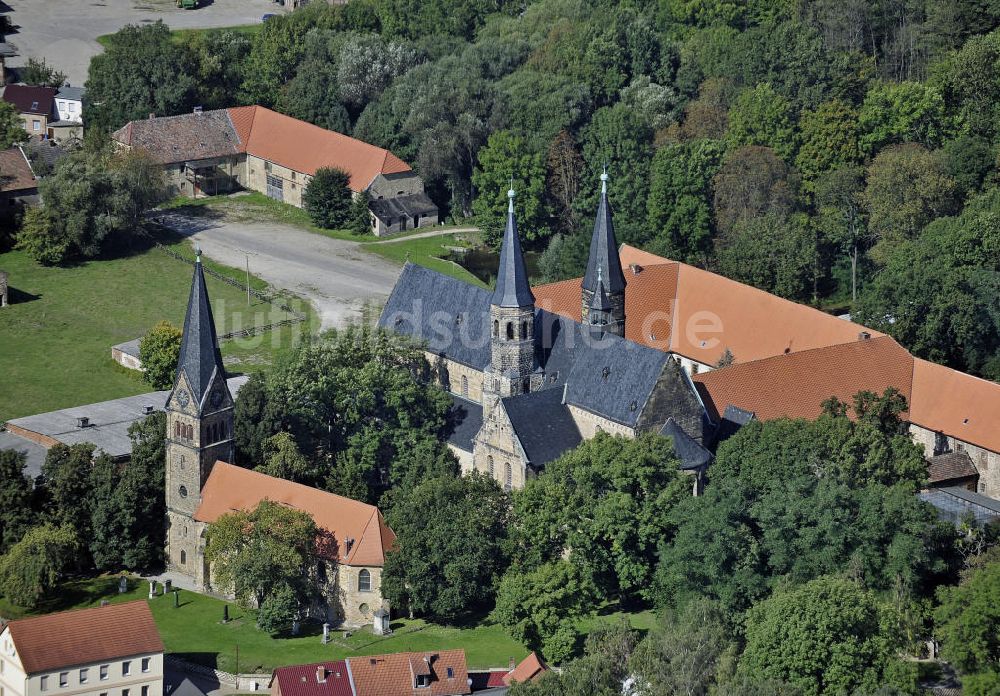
0,147,36,193
909,358,1000,457
346,650,470,696
2,85,56,115
503,652,548,686
4,601,162,674
692,335,914,422
195,462,395,566
111,109,243,164
502,388,582,468
271,662,353,696
230,106,410,190
55,86,85,101
926,451,978,486
445,393,482,453
369,192,437,223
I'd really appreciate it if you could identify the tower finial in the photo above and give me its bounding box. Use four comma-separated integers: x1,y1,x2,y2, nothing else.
600,165,608,195
507,183,515,214
597,265,603,287
195,246,202,264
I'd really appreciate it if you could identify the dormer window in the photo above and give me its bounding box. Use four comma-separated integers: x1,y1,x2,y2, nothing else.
31,101,38,111
415,675,431,688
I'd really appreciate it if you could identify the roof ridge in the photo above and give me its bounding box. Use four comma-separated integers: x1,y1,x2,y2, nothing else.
7,599,149,626
207,462,380,514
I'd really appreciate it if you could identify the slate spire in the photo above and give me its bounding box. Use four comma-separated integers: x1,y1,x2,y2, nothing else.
582,168,626,295
492,187,535,308
173,248,227,410
590,266,613,312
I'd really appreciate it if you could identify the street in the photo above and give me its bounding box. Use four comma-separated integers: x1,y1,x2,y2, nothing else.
154,211,404,330
4,0,279,86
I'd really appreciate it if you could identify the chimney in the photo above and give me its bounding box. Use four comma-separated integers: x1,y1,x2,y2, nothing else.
629,263,642,275
859,331,871,341
76,416,90,429
144,405,154,415
344,537,354,554
193,106,203,114
148,112,155,120
316,666,325,683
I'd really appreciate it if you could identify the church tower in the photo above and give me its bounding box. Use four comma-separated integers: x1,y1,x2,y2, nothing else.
581,170,627,336
485,188,540,409
165,249,234,581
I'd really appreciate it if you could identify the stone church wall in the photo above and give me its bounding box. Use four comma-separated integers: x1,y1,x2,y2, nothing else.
472,402,528,490
566,404,632,440
426,352,486,403
636,358,707,443
337,564,386,628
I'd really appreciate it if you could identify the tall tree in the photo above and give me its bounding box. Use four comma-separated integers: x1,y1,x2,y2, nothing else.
39,444,94,543
0,450,33,554
712,145,795,235
795,100,862,190
382,473,510,622
725,83,799,161
0,101,28,149
0,525,80,608
858,81,953,156
85,21,196,131
18,57,66,88
303,167,353,229
139,320,182,390
935,560,1000,680
545,130,584,235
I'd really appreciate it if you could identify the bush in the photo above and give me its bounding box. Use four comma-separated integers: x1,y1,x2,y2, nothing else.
303,167,352,229
139,320,183,389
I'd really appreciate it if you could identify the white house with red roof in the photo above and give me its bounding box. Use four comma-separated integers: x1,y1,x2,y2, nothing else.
111,106,437,236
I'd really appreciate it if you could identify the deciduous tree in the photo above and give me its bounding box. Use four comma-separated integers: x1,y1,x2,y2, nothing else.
304,167,353,229
472,130,549,248
0,525,80,608
139,320,182,389
0,451,33,554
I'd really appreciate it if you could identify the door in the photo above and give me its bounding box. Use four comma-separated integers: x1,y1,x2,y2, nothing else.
265,174,283,202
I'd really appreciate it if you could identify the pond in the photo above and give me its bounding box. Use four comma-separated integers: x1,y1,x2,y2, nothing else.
445,246,542,286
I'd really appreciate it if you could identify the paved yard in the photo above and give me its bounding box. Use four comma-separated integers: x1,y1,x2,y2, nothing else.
4,0,279,86
154,211,403,330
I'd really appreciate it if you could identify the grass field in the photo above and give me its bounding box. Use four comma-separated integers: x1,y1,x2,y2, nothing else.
96,24,261,49
0,234,315,423
0,576,654,672
361,233,486,287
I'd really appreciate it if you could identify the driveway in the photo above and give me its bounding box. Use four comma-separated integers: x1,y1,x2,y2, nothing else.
154,212,403,331
4,0,280,86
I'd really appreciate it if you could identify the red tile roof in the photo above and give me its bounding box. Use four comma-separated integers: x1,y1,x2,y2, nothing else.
693,336,913,422
227,106,411,191
346,650,470,696
2,85,56,115
502,652,547,686
909,358,1000,458
271,662,353,696
4,601,163,674
195,462,395,566
0,147,36,192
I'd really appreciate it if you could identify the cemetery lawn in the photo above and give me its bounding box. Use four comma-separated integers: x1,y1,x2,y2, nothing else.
0,235,315,423
0,576,655,671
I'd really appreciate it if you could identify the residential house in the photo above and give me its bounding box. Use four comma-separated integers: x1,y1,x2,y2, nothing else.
0,601,164,696
49,86,84,142
271,652,471,696
2,85,56,138
0,146,37,216
111,106,437,234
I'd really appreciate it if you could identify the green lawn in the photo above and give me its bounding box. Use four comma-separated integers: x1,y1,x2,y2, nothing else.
96,23,262,49
0,576,654,672
0,235,315,423
361,233,486,287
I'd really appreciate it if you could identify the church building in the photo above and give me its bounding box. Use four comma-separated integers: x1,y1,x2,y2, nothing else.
379,173,714,491
165,252,394,628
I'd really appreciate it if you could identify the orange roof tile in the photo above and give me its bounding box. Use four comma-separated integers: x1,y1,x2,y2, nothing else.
503,652,548,686
347,650,470,696
693,336,914,422
195,462,395,566
4,601,163,674
910,358,1000,454
228,106,411,190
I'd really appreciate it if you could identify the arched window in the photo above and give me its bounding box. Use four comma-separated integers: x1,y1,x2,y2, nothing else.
462,375,469,396
493,320,499,337
174,421,180,438
487,455,494,477
522,377,531,394
506,322,514,340
520,321,528,339
186,424,193,440
504,463,512,491
358,569,372,592
180,550,186,565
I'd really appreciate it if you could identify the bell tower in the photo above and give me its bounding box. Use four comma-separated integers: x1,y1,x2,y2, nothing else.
484,187,541,412
165,249,234,580
581,169,627,337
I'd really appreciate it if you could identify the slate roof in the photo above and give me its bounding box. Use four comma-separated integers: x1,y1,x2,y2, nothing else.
113,338,142,359
492,192,535,308
2,84,55,116
55,86,84,101
271,662,352,696
926,451,978,486
0,430,47,480
380,264,686,428
0,147,36,193
167,678,208,696
582,176,626,295
20,138,69,171
172,257,229,413
346,650,470,696
502,388,582,468
445,394,482,453
195,462,396,566
4,601,162,674
659,417,713,470
1,376,248,461
112,109,242,164
369,192,438,223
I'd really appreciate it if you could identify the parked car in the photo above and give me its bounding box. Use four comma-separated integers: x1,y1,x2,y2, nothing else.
261,13,277,22
176,0,198,8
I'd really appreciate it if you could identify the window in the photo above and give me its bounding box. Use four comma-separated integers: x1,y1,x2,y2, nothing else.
122,661,131,676
493,320,499,338
461,375,469,396
40,676,48,691
142,688,148,696
359,603,370,616
59,673,68,687
522,378,530,394
506,322,514,340
446,667,454,678
80,668,88,683
180,550,186,564
123,690,130,696
141,658,150,674
415,675,431,688
504,463,512,491
100,665,109,681
487,455,494,477
32,120,40,131
178,486,188,499
520,321,528,339
358,569,371,592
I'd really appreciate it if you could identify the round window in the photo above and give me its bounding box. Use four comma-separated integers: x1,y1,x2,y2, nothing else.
179,485,188,498
359,603,370,616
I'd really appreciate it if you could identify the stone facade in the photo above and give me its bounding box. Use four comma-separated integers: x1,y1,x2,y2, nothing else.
566,404,633,439
430,352,487,404
368,172,425,200
910,423,1000,497
337,564,387,627
471,401,527,490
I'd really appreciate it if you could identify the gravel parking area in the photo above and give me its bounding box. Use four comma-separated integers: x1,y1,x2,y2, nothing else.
4,0,280,86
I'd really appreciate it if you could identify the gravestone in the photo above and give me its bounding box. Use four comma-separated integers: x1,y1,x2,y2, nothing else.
118,576,128,594
291,620,300,636
173,590,180,608
321,623,330,644
164,579,172,593
148,581,156,599
223,605,229,623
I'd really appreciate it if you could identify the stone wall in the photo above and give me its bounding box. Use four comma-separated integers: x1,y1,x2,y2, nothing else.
0,270,7,307
337,564,387,628
471,401,528,490
368,173,424,200
246,155,308,207
165,511,207,586
910,424,1000,497
636,357,707,443
566,404,633,440
428,352,486,403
